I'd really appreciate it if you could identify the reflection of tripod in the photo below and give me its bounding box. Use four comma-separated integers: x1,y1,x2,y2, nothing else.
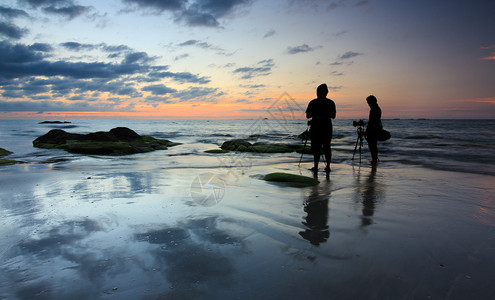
352,125,366,163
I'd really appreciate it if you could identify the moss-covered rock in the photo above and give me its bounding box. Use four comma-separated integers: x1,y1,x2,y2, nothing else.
262,172,319,187
0,147,22,165
204,149,230,154
293,144,312,154
220,139,299,154
0,158,21,166
0,147,12,157
33,127,180,155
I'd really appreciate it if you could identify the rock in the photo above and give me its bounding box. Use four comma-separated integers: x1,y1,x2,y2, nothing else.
39,121,71,124
204,149,230,154
262,172,319,187
220,139,253,151
33,127,179,155
110,127,141,141
0,147,22,165
220,139,298,153
0,147,13,157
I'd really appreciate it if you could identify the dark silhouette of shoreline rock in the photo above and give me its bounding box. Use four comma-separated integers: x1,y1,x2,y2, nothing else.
33,127,180,155
220,139,309,154
39,121,72,124
0,147,21,165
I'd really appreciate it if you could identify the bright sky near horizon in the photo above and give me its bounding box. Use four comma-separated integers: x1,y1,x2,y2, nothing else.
0,0,494,119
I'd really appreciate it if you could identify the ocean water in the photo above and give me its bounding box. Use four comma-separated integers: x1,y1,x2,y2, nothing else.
1,119,494,298
1,118,494,176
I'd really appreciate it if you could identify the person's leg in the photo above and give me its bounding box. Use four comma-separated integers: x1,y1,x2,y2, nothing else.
323,142,331,172
313,150,320,171
368,140,378,164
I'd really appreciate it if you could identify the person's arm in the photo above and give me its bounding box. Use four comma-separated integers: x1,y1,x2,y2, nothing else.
306,102,313,119
330,101,336,119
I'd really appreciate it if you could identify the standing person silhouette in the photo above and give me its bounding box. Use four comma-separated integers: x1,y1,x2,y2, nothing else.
365,95,382,165
305,84,336,174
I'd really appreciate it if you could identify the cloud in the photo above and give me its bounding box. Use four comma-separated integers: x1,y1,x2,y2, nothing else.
354,0,369,8
287,44,314,54
122,0,184,12
174,86,224,102
263,29,276,38
233,59,274,79
177,39,233,56
0,21,28,39
326,1,346,11
149,70,210,84
42,4,91,19
60,42,97,51
338,51,363,60
18,0,91,20
174,53,190,61
142,84,177,95
480,44,495,60
123,0,253,27
0,6,29,18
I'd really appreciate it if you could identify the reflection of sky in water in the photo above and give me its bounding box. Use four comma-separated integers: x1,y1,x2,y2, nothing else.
1,158,495,298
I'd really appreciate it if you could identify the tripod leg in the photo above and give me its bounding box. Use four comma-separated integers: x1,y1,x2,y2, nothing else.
352,135,360,160
298,132,309,167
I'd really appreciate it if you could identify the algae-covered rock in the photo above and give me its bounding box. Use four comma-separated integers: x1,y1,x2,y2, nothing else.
262,172,319,187
0,158,21,166
220,139,253,151
293,144,312,154
0,147,22,165
33,127,179,155
252,143,294,153
220,139,298,153
0,147,12,157
205,149,230,154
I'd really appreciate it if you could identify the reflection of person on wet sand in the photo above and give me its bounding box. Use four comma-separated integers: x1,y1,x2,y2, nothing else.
361,166,378,227
299,179,331,246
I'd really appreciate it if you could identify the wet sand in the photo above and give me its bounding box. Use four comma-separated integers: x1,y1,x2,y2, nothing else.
1,158,494,299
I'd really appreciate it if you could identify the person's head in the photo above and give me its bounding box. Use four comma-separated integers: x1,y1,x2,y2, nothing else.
317,84,328,99
366,95,377,106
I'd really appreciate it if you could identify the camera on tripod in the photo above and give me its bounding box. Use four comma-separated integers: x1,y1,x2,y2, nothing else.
353,119,366,127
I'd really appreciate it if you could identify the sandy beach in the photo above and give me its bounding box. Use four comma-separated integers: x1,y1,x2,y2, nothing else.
1,148,494,299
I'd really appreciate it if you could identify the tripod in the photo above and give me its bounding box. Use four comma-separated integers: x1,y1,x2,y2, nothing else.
352,125,366,164
298,126,327,168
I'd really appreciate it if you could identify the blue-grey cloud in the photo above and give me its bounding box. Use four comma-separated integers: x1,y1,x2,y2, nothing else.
177,39,233,56
142,84,177,95
174,86,224,102
42,4,91,19
287,44,314,54
18,0,91,20
123,0,253,27
263,29,276,38
60,42,97,51
233,59,274,79
338,51,363,60
122,0,184,12
0,21,28,39
149,71,210,84
354,0,369,8
0,6,29,18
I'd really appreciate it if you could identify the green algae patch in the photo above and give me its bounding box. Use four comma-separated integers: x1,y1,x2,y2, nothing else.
0,147,22,165
262,172,319,187
0,158,21,166
33,127,179,156
220,139,297,154
205,149,230,154
0,147,13,157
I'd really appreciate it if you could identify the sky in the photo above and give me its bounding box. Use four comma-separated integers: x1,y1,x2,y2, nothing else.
0,0,494,119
